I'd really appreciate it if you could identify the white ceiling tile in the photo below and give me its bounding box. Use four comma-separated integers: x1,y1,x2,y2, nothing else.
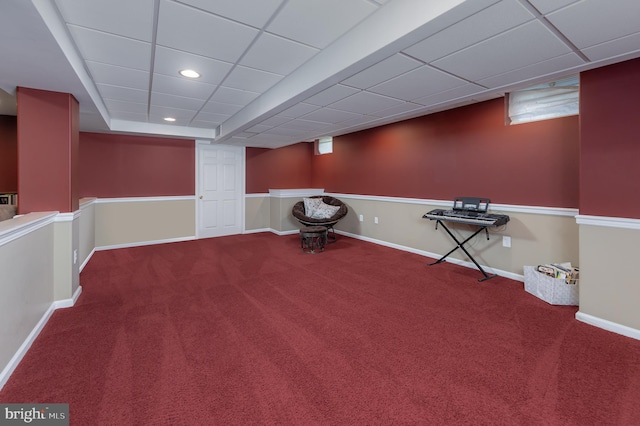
279,119,329,131
267,0,378,49
403,1,534,63
152,73,216,100
477,53,584,88
264,126,310,137
239,33,319,75
368,65,467,101
97,83,148,104
153,46,233,86
329,91,405,115
528,0,581,14
234,132,260,139
304,84,360,107
582,32,640,62
150,92,206,110
86,61,150,90
210,86,260,106
193,111,231,124
246,133,291,143
157,0,259,63
190,120,218,129
148,115,191,126
301,107,363,124
109,112,149,121
245,133,298,148
55,0,154,42
176,0,283,28
245,123,273,133
276,102,320,118
341,54,423,89
367,102,424,118
432,21,572,81
546,0,640,49
308,124,346,136
149,105,197,119
68,25,151,71
412,83,485,107
105,99,147,114
332,114,378,129
260,116,292,127
201,100,243,115
223,66,283,93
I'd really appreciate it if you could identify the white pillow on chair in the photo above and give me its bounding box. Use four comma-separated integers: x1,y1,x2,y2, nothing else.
303,197,324,217
309,201,340,219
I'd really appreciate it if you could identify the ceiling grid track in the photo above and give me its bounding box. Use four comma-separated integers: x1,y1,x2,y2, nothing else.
518,0,590,63
146,0,162,118
186,0,292,130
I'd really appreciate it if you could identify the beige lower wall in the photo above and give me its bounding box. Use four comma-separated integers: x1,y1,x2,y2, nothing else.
0,214,56,382
245,196,270,231
579,224,640,331
79,198,96,267
269,197,302,233
340,198,579,276
53,218,79,300
95,198,195,248
262,194,579,277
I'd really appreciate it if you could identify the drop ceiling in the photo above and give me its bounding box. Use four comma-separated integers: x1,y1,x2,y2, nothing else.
1,0,639,148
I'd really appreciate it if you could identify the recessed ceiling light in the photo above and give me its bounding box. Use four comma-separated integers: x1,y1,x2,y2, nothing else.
179,69,200,79
164,117,176,122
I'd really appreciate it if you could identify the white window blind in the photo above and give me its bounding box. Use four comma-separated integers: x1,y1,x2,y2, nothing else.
508,76,579,125
316,136,333,155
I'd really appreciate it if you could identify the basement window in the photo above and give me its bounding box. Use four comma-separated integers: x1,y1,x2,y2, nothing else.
507,75,579,125
315,136,333,155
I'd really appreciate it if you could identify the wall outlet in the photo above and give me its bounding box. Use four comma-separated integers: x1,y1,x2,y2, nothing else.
374,217,379,224
502,236,511,248
359,214,363,222
73,249,78,264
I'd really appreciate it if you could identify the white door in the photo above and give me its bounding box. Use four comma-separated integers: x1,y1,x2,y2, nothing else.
196,142,244,239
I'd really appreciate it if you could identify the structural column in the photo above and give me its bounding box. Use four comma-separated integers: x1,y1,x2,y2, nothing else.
17,87,80,300
17,87,79,214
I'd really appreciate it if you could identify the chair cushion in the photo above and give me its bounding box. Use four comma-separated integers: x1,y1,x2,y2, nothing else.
309,201,340,219
303,197,324,217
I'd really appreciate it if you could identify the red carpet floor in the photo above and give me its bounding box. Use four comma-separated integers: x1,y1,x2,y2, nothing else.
1,233,639,425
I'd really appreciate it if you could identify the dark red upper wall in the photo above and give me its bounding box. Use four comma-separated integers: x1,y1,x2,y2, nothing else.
0,115,17,193
79,132,195,198
246,142,313,193
580,58,640,218
311,98,579,208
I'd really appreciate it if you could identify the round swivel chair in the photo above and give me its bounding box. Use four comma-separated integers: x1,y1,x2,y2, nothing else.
292,195,348,242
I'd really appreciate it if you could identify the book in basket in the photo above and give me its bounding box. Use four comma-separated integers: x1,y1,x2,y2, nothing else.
523,265,579,306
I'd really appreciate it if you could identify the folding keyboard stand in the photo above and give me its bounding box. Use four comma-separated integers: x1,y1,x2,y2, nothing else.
428,220,497,282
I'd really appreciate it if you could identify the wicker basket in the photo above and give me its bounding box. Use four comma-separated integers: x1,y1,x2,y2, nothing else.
523,265,579,306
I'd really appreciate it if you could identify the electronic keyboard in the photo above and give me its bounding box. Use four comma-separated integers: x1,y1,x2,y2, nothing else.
422,209,510,227
422,197,510,282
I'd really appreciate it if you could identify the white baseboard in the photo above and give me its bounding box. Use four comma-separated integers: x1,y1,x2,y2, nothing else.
575,311,640,341
243,228,271,234
79,248,95,272
0,285,83,391
335,230,524,282
95,236,196,252
53,285,83,310
270,229,299,236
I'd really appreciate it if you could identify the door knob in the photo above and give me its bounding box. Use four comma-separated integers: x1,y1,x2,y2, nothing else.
199,195,203,199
